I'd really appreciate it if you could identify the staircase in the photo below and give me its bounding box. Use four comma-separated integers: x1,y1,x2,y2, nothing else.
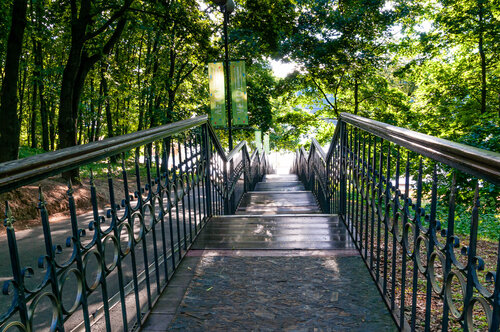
140,174,397,331
193,174,353,250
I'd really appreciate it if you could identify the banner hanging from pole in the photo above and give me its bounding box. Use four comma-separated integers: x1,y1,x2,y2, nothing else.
208,62,226,127
255,130,262,152
230,61,248,126
263,134,270,154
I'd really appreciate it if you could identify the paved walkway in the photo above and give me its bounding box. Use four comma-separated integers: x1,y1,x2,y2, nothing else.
141,174,396,331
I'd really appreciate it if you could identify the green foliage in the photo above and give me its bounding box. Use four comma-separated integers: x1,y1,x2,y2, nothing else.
18,145,46,159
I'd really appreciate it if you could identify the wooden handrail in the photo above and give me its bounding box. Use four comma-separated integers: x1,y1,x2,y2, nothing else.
339,112,500,185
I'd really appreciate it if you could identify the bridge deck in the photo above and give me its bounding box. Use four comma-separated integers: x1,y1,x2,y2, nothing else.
142,174,397,331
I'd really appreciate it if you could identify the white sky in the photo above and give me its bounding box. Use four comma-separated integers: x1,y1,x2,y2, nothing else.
270,60,298,78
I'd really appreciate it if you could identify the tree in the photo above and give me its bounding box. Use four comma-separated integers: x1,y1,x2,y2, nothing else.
58,0,132,179
0,0,28,162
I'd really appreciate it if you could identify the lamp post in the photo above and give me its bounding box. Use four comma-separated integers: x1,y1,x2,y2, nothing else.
213,0,235,151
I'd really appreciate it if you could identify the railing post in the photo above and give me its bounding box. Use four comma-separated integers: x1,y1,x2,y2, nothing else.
242,148,248,193
202,124,213,217
492,238,500,331
223,160,230,214
3,202,30,330
325,156,332,214
339,121,347,216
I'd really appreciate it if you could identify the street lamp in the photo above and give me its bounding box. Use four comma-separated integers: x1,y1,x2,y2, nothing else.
213,0,235,151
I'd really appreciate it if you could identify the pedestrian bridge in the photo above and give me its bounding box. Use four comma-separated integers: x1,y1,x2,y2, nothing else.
0,114,498,331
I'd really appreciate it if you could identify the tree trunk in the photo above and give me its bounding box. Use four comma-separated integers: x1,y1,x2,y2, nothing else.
0,0,28,162
30,74,38,149
33,0,49,151
18,55,28,128
478,3,487,114
102,67,113,139
77,106,83,145
58,0,130,179
354,78,359,115
89,77,96,142
49,102,56,150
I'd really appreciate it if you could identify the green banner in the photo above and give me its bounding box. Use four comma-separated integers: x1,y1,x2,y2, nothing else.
255,130,262,151
263,134,270,154
208,62,226,127
230,61,248,126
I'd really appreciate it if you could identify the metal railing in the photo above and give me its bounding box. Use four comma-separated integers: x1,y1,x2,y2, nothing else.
293,112,499,332
0,115,271,332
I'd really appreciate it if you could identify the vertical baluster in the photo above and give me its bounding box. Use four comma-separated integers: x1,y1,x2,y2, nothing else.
183,134,194,244
370,136,377,270
197,132,206,224
67,180,91,331
411,159,424,331
171,138,182,261
109,161,129,331
390,147,400,312
339,122,347,216
163,140,177,269
359,131,366,252
441,173,457,331
463,184,480,332
491,237,500,331
145,152,161,295
365,134,371,259
348,126,355,232
134,153,152,309
36,187,66,331
154,150,170,283
223,159,230,215
376,139,384,283
400,152,410,329
383,143,391,295
176,139,188,251
89,172,112,331
202,124,212,218
188,133,198,235
354,128,361,245
424,164,438,331
4,202,30,330
121,158,145,325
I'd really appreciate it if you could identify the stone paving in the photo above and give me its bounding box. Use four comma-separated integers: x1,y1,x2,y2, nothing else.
165,253,397,331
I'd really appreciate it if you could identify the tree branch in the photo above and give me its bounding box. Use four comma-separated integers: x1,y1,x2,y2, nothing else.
311,76,337,116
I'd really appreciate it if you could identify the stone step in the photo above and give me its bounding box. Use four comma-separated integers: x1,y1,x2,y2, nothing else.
262,174,299,182
254,181,305,192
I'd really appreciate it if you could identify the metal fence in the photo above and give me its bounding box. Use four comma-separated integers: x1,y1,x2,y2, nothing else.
0,115,271,332
293,112,499,332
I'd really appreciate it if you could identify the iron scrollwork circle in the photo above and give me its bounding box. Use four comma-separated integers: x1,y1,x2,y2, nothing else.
117,222,133,256
58,268,83,315
1,321,27,331
102,235,119,273
176,177,184,201
143,203,155,232
131,212,145,243
27,292,59,332
83,250,103,292
444,271,466,320
465,297,493,331
428,250,446,294
415,235,429,274
403,222,415,256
